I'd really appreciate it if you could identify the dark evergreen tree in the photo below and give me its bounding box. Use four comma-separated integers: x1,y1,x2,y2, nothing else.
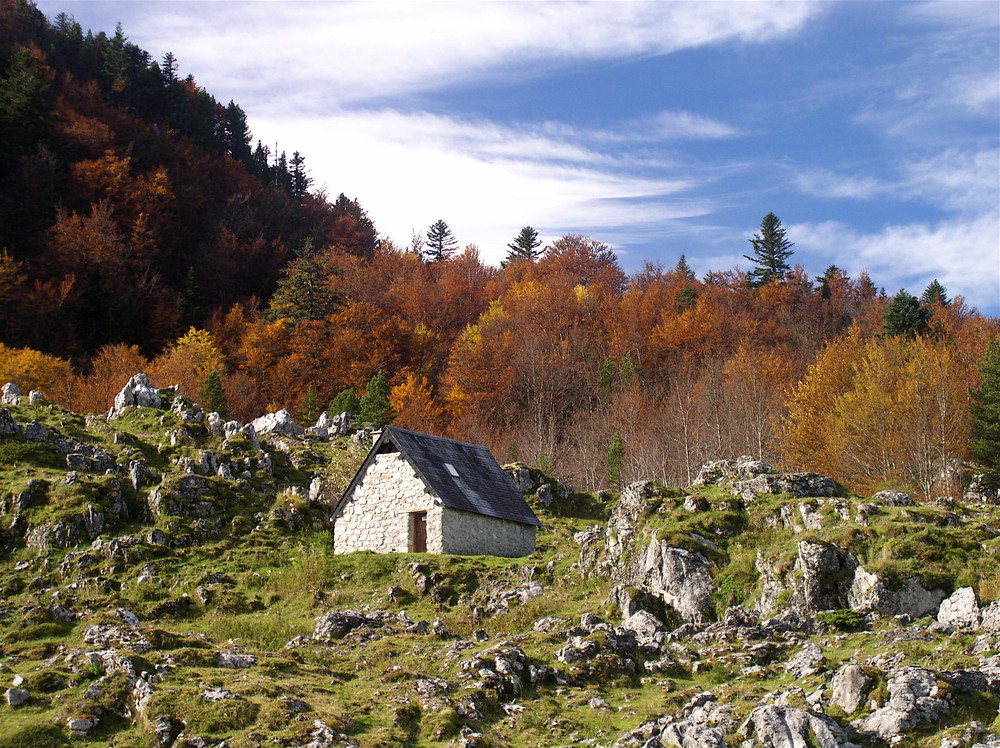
266,239,336,323
818,265,841,300
299,384,321,425
329,388,360,416
882,289,931,338
970,339,1000,489
358,369,393,426
224,101,252,164
618,351,638,386
199,370,228,418
744,212,794,287
921,279,950,307
503,226,543,266
289,151,310,201
675,285,698,312
424,219,458,262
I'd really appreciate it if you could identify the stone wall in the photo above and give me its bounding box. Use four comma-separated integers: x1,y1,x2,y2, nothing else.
333,451,537,557
333,452,443,554
440,507,536,557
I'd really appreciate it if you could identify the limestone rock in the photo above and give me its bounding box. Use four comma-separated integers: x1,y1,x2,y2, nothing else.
1,382,20,405
734,472,837,501
743,704,842,748
0,408,22,436
634,543,713,624
848,567,946,618
217,650,257,668
108,373,162,419
830,663,872,714
938,587,981,629
251,409,305,438
981,601,1000,632
852,666,951,742
28,389,44,404
308,411,352,438
871,490,916,507
784,642,824,678
4,687,29,706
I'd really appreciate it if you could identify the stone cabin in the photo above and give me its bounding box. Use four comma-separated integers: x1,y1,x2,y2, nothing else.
332,427,540,557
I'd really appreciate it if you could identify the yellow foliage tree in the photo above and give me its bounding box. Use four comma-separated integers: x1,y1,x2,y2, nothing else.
390,370,446,433
149,328,225,401
780,331,975,496
0,343,74,404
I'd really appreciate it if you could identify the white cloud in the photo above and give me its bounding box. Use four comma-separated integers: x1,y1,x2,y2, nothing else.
257,107,719,264
79,1,820,105
793,213,1000,311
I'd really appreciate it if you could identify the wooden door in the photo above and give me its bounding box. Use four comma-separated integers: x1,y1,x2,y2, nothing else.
411,511,427,553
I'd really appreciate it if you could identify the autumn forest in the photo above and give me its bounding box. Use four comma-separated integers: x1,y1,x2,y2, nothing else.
1,0,997,498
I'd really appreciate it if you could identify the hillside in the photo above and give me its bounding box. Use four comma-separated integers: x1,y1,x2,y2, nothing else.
3,376,1000,747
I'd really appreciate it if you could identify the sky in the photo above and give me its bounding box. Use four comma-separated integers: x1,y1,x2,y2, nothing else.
34,0,1000,313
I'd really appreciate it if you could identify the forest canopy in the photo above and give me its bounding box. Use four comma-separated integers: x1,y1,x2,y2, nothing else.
1,0,997,498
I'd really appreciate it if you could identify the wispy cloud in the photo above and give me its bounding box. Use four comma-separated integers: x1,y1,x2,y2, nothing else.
793,212,1000,309
114,1,821,105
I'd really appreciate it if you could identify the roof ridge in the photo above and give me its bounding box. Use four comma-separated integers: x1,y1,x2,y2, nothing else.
387,426,491,452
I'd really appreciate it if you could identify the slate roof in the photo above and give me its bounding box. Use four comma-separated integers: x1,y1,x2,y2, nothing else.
337,427,541,527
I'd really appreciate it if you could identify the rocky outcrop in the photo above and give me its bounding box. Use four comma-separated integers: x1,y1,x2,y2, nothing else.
108,374,162,419
847,568,946,618
937,587,981,629
742,704,844,748
631,543,713,624
1,382,20,405
308,411,352,439
852,667,952,742
251,409,305,438
830,663,872,715
733,472,837,501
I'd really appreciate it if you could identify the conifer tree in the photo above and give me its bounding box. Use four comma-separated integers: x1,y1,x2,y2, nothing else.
266,239,335,323
329,388,360,416
921,279,950,307
503,226,543,266
883,289,931,338
424,220,457,262
744,212,794,287
358,369,393,426
970,339,1000,488
199,370,228,418
299,384,320,424
674,254,696,281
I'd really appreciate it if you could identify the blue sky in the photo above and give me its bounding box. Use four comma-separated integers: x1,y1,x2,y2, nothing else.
35,1,1000,313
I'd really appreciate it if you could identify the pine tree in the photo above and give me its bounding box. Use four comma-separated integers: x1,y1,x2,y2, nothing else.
921,279,950,307
329,388,360,416
606,432,624,489
299,384,320,424
424,220,457,262
597,355,615,391
199,370,228,418
971,340,1000,489
674,254,696,281
618,351,638,386
744,212,794,287
883,289,931,338
289,151,310,201
358,369,393,425
266,239,336,323
503,226,543,266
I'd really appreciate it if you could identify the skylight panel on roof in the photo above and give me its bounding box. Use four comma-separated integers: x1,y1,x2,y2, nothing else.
445,463,459,477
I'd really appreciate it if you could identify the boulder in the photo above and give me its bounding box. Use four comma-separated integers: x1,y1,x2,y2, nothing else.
937,587,981,629
108,374,162,419
743,704,842,748
28,389,44,404
308,411,352,438
852,666,951,742
0,408,21,436
251,409,305,438
1,382,20,405
633,543,714,624
871,490,916,507
848,568,947,619
4,687,29,706
830,663,872,714
981,601,1000,632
